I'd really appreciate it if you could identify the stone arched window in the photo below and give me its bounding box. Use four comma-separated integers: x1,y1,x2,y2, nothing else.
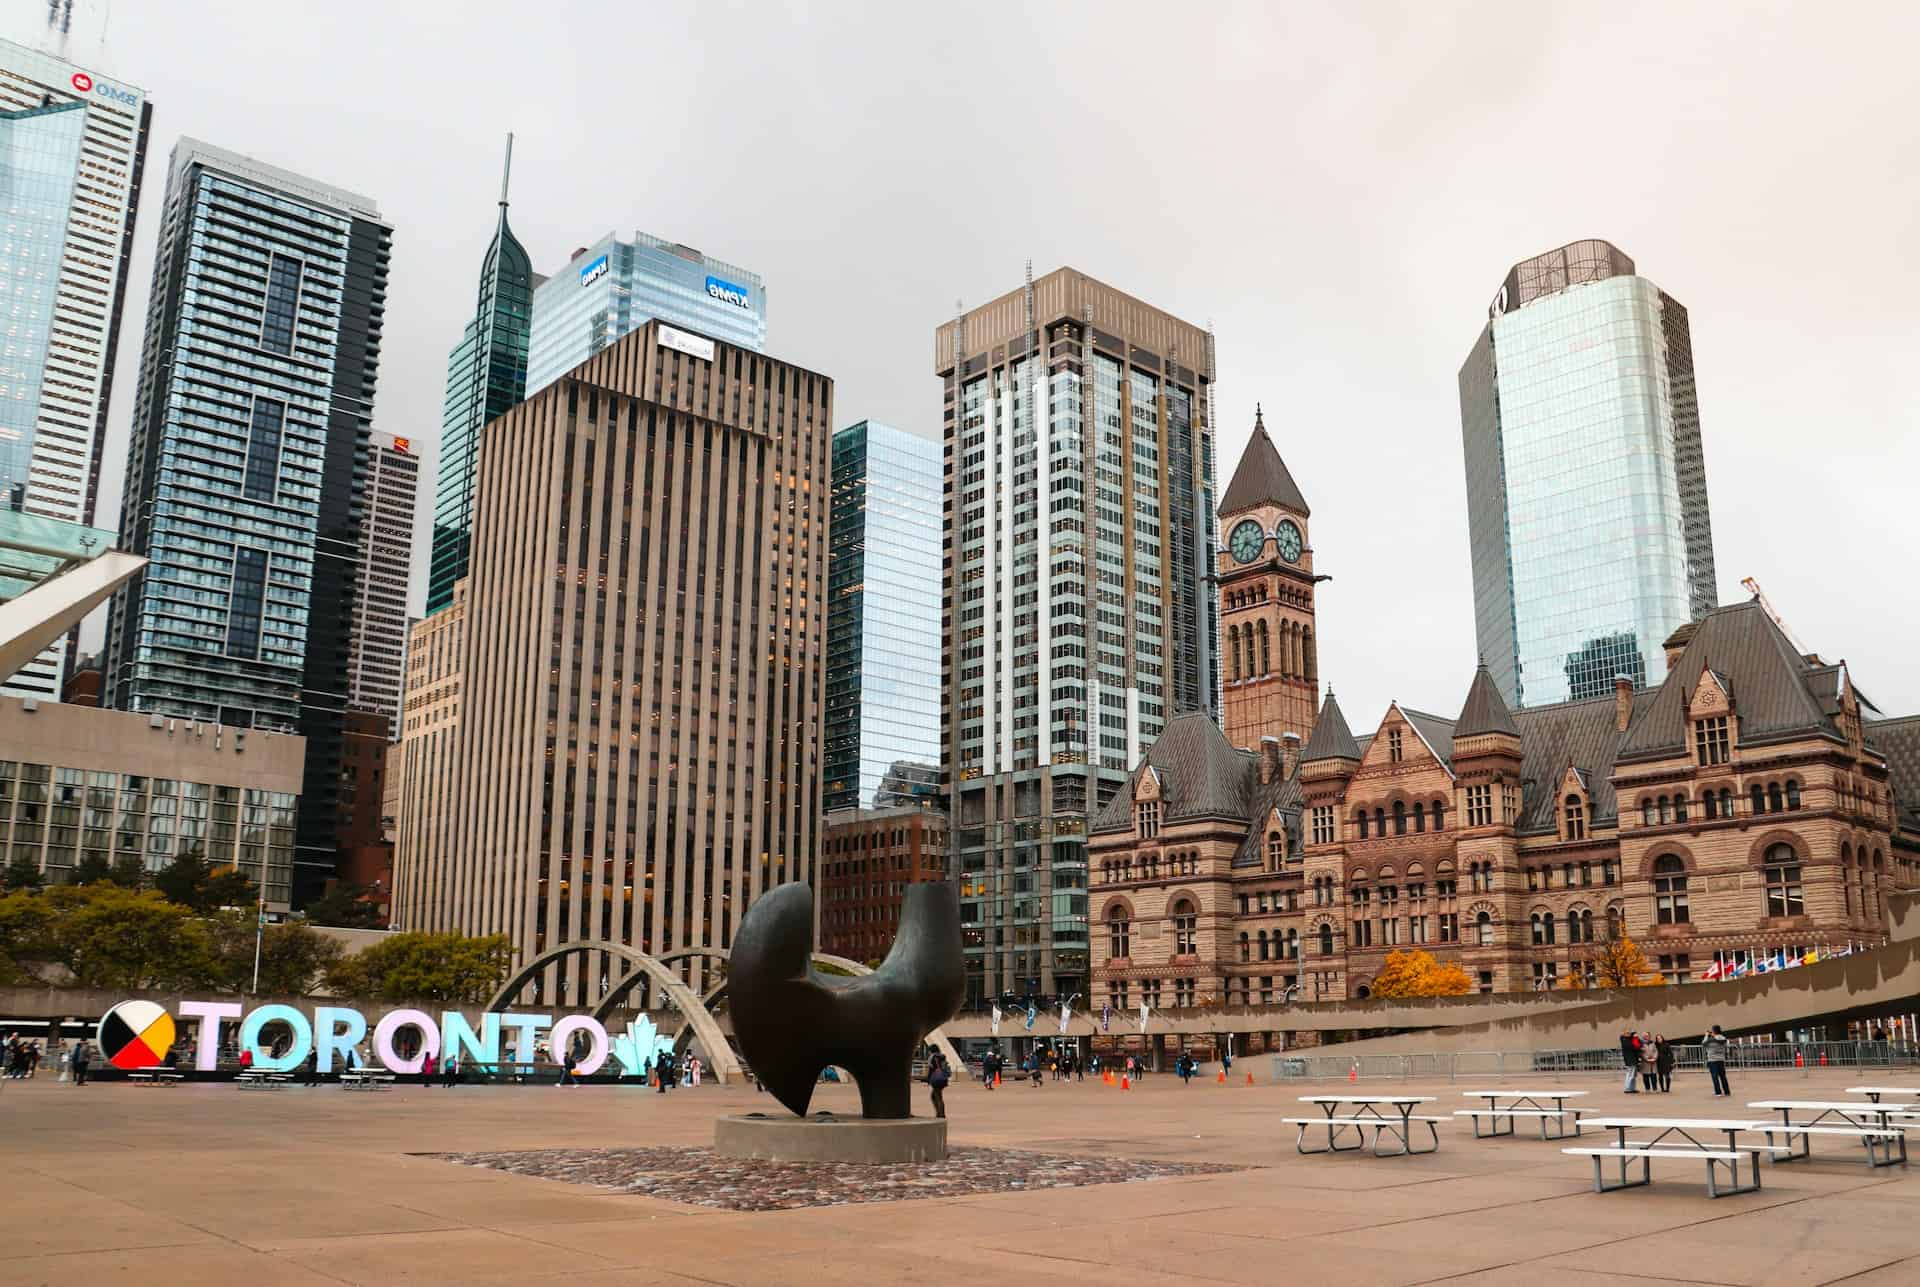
1432,799,1445,830
1476,911,1494,946
1258,620,1271,676
1768,782,1784,813
1257,929,1270,960
1653,855,1689,924
1657,796,1671,824
1606,903,1625,939
1229,626,1242,682
1764,843,1803,918
1374,807,1386,836
1642,799,1654,826
1356,810,1369,839
1171,897,1198,954
1530,909,1555,945
1318,922,1334,956
1106,904,1131,959
1393,801,1407,836
1871,850,1886,921
1563,793,1586,840
1413,802,1426,833
1266,830,1285,871
1287,928,1299,959
1750,783,1766,816
1786,779,1802,810
1238,931,1250,963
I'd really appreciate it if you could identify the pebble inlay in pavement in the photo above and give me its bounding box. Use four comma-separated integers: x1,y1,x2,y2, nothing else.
424,1144,1247,1212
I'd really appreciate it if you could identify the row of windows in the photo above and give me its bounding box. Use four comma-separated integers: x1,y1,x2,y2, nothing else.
1353,799,1446,838
1639,779,1801,826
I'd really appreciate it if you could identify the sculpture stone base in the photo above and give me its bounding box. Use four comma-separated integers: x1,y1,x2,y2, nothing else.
714,1114,948,1164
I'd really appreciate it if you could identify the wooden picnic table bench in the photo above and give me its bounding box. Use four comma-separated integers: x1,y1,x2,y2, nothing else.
339,1069,396,1091
126,1067,184,1086
1570,1118,1775,1198
1846,1086,1920,1104
234,1069,292,1090
1284,1094,1444,1157
1746,1100,1912,1167
1453,1088,1588,1140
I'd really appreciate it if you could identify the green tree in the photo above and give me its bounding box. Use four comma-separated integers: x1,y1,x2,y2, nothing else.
303,880,384,929
2,854,45,893
108,855,148,889
71,853,113,885
0,889,55,984
205,912,345,995
324,931,512,1004
37,884,215,990
152,848,256,913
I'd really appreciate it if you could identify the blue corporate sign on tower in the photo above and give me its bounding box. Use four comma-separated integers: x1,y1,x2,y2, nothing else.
580,254,609,288
705,275,753,309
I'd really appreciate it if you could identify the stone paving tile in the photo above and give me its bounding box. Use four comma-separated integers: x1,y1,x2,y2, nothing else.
423,1144,1246,1212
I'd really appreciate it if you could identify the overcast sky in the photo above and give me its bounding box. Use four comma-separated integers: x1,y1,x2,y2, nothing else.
23,0,1920,726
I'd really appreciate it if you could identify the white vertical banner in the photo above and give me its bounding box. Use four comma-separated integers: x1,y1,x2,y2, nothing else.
990,1005,1002,1036
1058,1003,1070,1035
1137,1001,1150,1034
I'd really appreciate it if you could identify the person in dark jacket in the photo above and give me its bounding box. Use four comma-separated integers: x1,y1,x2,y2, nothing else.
69,1038,91,1087
1618,1030,1640,1093
926,1051,950,1119
1654,1035,1675,1092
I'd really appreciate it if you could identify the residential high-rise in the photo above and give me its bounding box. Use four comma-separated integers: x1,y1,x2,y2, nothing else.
347,432,418,734
104,139,391,904
392,320,830,1007
0,40,151,695
427,137,533,616
1460,239,1717,708
935,267,1219,1006
819,806,949,961
823,420,941,813
524,232,764,395
390,577,465,926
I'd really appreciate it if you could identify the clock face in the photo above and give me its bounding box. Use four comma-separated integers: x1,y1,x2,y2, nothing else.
1275,519,1303,563
1229,519,1265,564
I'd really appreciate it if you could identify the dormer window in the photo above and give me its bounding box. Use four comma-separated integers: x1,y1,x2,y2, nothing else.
1388,728,1404,762
1266,830,1285,871
1136,800,1160,838
1693,715,1730,766
1563,793,1587,840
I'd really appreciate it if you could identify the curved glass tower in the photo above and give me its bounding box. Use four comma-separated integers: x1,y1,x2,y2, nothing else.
1460,239,1718,708
428,137,534,616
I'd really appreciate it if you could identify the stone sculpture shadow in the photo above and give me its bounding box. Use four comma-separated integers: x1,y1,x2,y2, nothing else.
727,880,963,1119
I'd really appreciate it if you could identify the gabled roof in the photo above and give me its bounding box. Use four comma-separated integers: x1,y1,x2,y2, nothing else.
1868,716,1920,839
1620,600,1846,761
1089,713,1258,833
1455,663,1519,738
1400,707,1457,772
1234,778,1304,868
1510,690,1656,832
1218,408,1310,517
1301,691,1361,762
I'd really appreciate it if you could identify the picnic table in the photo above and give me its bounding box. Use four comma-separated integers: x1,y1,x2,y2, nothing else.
339,1069,396,1092
1570,1117,1771,1198
1284,1094,1443,1157
1846,1086,1920,1104
126,1066,184,1086
1746,1100,1911,1168
235,1069,293,1090
1454,1088,1588,1140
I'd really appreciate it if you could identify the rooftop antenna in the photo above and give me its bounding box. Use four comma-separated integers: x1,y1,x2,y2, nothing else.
499,132,513,208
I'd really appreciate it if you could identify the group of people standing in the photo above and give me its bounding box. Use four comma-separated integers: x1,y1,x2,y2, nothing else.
1619,1024,1734,1096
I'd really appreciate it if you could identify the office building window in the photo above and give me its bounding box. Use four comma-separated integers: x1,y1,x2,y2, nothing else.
243,398,285,502
260,254,303,354
1693,716,1729,766
226,548,269,659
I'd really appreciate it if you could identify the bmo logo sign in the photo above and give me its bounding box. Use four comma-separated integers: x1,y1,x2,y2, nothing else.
70,71,140,108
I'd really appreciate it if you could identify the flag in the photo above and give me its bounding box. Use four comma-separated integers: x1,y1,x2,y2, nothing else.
1023,1002,1037,1031
1698,960,1724,982
1057,1003,1070,1035
1137,1001,1150,1034
1802,947,1820,966
990,1005,1002,1036
1731,958,1751,979
1101,1003,1111,1034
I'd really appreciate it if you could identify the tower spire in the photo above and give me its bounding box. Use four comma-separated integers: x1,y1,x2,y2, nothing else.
499,133,514,208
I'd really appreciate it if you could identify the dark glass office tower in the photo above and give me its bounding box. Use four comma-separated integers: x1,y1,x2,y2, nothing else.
824,420,941,813
427,137,534,616
105,138,391,905
1460,239,1717,708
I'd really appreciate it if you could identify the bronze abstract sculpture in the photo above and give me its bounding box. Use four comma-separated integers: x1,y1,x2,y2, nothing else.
728,880,963,1118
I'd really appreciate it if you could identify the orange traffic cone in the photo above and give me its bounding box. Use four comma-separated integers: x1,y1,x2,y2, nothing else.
1217,1069,1227,1083
1819,1051,1828,1066
1349,1061,1359,1084
1246,1072,1254,1086
1794,1051,1804,1068
1121,1075,1130,1090
1104,1070,1113,1085
994,1071,1002,1087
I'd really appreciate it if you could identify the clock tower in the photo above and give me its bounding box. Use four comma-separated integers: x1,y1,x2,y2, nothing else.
1217,407,1319,753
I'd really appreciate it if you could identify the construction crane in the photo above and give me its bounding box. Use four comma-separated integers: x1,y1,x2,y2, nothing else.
1741,576,1812,657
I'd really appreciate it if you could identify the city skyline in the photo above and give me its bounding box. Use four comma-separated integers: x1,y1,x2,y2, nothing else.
11,1,1920,732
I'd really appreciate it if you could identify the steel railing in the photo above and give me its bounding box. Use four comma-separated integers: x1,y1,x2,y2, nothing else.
1270,1040,1919,1082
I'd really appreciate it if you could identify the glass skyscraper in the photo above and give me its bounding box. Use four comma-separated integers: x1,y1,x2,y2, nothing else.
525,232,764,394
824,421,941,813
105,138,391,903
937,268,1219,1006
0,40,152,697
427,137,533,616
1461,240,1718,709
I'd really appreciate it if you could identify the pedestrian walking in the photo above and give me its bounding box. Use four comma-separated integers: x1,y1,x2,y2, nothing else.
1618,1029,1640,1093
69,1038,90,1087
689,1054,703,1088
559,1050,578,1088
442,1055,459,1089
422,1050,437,1087
1703,1024,1732,1097
926,1050,950,1119
1654,1035,1675,1093
303,1048,320,1087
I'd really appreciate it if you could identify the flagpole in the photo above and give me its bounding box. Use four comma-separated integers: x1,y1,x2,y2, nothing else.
250,861,266,995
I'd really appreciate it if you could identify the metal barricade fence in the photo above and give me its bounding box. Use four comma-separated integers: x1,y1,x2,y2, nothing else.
1271,1040,1917,1082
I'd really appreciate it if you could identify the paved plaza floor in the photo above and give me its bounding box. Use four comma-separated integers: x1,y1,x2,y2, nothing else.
2,1065,1916,1285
